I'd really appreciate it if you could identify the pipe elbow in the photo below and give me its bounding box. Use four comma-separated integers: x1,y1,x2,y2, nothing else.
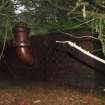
16,47,33,65
13,22,34,65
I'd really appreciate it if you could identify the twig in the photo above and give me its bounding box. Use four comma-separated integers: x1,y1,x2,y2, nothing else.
0,20,8,61
91,49,102,53
98,4,105,9
0,32,7,61
59,30,99,40
0,1,9,11
72,18,96,29
47,0,70,11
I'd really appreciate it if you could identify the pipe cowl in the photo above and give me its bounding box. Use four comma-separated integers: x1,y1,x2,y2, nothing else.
13,22,33,65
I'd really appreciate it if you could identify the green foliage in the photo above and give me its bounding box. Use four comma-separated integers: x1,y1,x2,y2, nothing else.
29,20,80,36
1,0,105,55
71,0,105,55
0,0,15,43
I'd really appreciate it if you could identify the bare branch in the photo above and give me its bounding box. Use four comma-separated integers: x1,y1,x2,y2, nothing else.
56,40,105,64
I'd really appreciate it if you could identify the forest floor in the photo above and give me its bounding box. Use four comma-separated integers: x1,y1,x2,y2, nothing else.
0,81,105,105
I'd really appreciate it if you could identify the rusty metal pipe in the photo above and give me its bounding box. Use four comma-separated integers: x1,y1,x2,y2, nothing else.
13,22,33,65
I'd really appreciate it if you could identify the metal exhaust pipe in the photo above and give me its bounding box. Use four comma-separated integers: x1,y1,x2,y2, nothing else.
13,22,33,65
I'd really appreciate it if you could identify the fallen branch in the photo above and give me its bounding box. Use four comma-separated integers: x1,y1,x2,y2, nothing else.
56,40,105,64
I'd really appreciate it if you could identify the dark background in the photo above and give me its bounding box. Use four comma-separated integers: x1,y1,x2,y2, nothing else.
0,30,105,89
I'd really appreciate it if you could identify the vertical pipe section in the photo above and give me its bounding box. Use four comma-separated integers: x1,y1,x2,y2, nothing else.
13,22,33,65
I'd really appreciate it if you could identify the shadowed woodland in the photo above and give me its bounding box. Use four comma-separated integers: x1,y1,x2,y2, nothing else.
0,0,105,105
